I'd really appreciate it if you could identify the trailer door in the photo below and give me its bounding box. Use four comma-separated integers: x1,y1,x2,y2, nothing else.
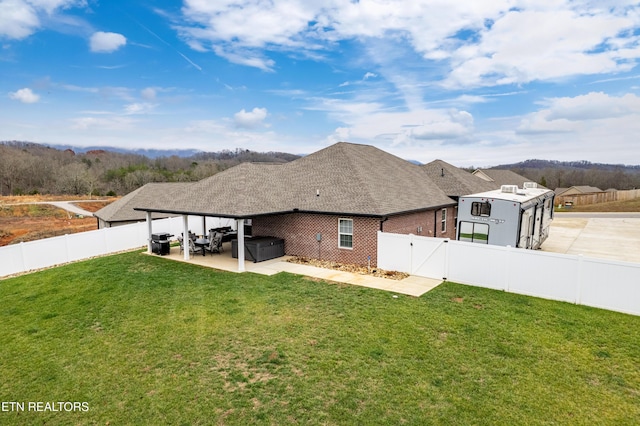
532,204,544,249
518,209,534,248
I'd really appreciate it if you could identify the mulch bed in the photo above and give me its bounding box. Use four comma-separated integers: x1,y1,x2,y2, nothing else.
286,256,409,280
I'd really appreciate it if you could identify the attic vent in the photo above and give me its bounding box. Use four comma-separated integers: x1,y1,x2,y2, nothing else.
501,185,518,194
523,182,538,189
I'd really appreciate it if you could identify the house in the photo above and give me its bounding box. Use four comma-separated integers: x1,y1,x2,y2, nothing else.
94,182,192,228
423,159,497,199
472,168,540,188
554,186,603,197
134,142,460,269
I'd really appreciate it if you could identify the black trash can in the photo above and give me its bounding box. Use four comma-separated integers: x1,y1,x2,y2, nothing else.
151,232,172,255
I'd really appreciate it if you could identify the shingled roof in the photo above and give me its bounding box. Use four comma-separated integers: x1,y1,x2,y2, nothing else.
94,182,192,223
422,159,496,197
135,142,457,218
472,168,541,189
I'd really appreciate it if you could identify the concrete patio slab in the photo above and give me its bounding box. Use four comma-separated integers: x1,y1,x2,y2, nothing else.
152,242,442,297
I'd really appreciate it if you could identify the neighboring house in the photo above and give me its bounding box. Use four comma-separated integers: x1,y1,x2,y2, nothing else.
472,168,540,189
554,186,603,197
135,142,459,267
94,182,192,228
423,159,497,199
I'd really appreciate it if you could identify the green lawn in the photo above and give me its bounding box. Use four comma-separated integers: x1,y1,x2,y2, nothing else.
1,252,639,425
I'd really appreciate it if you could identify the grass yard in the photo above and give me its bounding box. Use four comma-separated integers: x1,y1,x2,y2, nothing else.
1,252,639,425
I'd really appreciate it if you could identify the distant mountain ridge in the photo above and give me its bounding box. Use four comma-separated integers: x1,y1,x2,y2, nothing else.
492,159,640,173
488,159,640,190
49,143,203,159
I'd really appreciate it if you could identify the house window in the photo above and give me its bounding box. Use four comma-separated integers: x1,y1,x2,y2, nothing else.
441,208,447,233
338,218,353,249
459,221,489,244
471,201,491,217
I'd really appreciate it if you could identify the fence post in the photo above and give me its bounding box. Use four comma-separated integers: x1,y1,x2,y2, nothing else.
19,241,27,273
64,233,71,263
102,227,109,254
504,245,512,292
575,254,584,305
443,239,449,281
409,234,414,275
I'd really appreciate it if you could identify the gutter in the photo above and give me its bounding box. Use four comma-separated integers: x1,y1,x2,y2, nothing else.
133,202,458,221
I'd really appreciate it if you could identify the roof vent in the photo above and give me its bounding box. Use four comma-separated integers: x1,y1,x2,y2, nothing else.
523,182,538,189
501,185,518,194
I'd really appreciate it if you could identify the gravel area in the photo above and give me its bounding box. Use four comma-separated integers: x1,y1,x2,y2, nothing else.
287,256,409,280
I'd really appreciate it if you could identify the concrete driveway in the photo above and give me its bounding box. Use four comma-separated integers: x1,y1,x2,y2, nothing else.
541,213,640,263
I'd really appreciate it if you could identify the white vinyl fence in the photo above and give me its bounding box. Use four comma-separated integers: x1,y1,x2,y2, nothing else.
0,216,234,278
377,231,640,316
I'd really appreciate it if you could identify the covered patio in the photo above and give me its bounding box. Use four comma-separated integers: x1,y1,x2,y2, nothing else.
156,240,289,276
146,240,442,297
142,211,253,272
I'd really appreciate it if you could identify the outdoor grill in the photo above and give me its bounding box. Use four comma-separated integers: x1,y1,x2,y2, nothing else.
151,232,172,255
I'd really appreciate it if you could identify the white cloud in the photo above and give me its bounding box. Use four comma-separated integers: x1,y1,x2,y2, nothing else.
141,87,156,100
9,87,40,103
308,96,474,146
70,116,136,130
518,92,640,134
233,107,268,128
444,8,636,88
90,31,126,53
124,102,156,115
176,1,640,90
0,0,85,39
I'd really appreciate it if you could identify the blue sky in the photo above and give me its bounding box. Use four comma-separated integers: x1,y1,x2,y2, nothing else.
1,0,640,167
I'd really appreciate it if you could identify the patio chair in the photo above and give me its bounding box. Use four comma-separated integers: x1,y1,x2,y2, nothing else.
178,235,197,255
206,232,223,255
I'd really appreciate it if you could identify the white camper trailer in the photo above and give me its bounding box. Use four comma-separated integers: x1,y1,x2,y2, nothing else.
457,183,555,249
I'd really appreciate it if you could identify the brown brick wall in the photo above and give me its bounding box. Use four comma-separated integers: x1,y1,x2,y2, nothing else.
251,207,457,267
382,207,457,239
252,213,380,266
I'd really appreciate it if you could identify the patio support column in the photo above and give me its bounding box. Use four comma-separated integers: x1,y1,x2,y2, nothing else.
202,216,207,237
146,211,153,254
183,214,190,261
237,218,245,272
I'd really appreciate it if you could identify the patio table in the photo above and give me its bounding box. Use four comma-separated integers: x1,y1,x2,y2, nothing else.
194,238,210,256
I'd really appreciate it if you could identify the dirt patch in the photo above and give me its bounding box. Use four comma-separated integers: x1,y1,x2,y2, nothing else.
0,195,117,246
0,194,111,204
70,200,116,213
287,256,409,280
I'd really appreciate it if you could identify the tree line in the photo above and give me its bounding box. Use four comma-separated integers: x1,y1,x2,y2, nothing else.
503,160,640,190
0,142,299,196
3,141,638,197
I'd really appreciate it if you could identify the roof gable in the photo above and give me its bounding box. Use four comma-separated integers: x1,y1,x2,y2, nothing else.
94,182,192,222
135,142,456,217
472,168,541,188
423,159,496,196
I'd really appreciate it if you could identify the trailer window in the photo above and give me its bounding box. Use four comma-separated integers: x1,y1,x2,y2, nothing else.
471,201,491,217
459,222,489,244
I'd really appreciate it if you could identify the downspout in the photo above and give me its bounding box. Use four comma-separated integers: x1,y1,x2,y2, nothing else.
434,210,437,236
379,216,388,232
